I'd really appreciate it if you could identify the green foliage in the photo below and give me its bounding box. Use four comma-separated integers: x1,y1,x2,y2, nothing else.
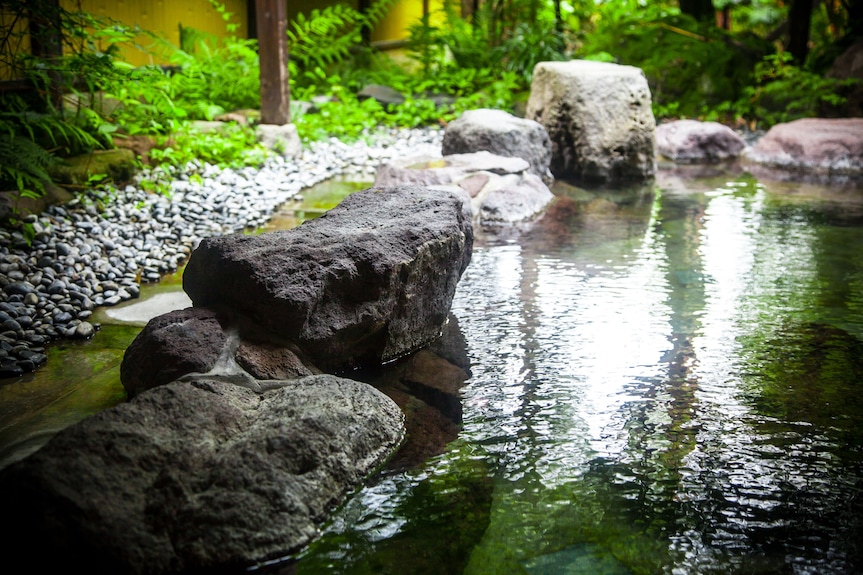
166,36,261,118
728,51,860,127
0,1,122,202
148,123,269,170
98,63,182,135
286,0,397,79
578,1,771,120
0,93,109,204
0,133,56,198
4,0,861,206
291,64,523,144
577,0,860,126
100,24,261,134
406,0,570,88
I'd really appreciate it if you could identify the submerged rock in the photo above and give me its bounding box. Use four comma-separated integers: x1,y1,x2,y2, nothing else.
0,375,405,573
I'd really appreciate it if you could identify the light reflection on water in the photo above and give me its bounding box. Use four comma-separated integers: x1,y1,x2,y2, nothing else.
296,173,863,574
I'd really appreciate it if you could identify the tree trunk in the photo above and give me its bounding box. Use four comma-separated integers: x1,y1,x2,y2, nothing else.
847,0,863,41
786,0,814,65
359,0,371,45
256,0,290,125
28,0,64,110
554,0,563,33
679,0,715,23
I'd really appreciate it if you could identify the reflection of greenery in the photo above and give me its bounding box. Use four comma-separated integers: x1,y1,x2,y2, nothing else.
296,444,492,574
740,322,863,444
0,325,138,467
464,460,670,575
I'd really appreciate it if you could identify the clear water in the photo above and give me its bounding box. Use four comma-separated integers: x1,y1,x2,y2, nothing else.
2,169,862,574
292,170,863,575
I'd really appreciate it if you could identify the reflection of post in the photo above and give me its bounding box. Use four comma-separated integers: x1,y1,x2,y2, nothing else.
256,0,289,125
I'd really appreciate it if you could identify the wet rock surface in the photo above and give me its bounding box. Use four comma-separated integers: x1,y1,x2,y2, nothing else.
2,181,472,574
442,108,554,182
0,375,405,573
182,186,473,372
120,307,228,398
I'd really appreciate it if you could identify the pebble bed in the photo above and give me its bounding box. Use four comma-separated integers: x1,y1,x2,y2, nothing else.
0,127,444,378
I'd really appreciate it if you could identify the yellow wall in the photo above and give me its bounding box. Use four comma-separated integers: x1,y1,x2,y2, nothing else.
61,0,249,66
372,0,443,42
0,7,31,81
283,0,445,47
2,0,439,77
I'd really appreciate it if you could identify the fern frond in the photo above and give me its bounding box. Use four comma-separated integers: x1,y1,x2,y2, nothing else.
0,133,56,196
359,0,398,29
285,0,396,70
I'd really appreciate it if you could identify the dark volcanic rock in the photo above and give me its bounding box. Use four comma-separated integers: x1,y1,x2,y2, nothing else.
235,339,322,380
120,307,228,399
182,186,473,371
0,375,405,573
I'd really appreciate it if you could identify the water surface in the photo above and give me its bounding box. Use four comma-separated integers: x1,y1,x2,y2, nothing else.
1,169,862,574
293,170,863,574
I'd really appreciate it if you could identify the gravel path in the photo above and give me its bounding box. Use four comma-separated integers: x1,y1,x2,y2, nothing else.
0,127,443,378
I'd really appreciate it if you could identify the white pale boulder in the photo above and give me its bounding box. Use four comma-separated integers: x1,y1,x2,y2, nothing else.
526,60,656,183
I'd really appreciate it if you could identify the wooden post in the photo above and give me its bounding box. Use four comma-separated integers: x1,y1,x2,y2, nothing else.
256,0,289,125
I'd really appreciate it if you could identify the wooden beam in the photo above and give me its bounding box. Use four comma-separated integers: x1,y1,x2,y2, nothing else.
256,0,289,125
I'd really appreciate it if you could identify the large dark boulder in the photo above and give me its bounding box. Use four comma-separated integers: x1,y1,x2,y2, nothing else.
120,307,323,399
0,375,405,574
442,108,553,182
182,186,473,372
526,60,656,183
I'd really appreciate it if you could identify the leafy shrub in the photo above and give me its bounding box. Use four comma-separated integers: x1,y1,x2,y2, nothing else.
0,133,57,199
166,36,261,119
578,0,771,120
286,0,398,88
406,0,570,88
728,51,860,128
148,123,269,170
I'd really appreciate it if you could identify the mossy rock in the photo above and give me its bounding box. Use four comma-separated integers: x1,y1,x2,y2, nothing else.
49,148,138,187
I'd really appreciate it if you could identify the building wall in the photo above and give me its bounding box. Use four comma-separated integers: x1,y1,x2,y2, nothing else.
1,0,445,79
0,7,31,81
284,0,444,46
64,0,249,66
